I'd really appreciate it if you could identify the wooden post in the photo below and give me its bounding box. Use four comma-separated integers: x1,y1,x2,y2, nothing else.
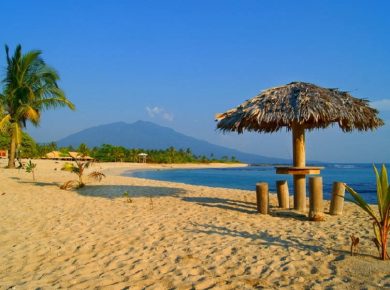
330,182,345,215
276,180,289,209
256,183,269,214
309,176,324,221
294,175,306,212
292,123,306,167
292,122,306,212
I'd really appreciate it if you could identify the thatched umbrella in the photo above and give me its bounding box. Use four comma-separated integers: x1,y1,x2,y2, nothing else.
216,81,384,212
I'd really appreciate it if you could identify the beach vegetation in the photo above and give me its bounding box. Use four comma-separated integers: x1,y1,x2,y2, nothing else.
25,160,37,181
36,142,58,157
345,164,390,260
77,143,90,157
0,44,75,168
149,195,154,210
9,134,241,164
0,131,38,158
60,153,105,189
79,144,240,164
122,191,132,203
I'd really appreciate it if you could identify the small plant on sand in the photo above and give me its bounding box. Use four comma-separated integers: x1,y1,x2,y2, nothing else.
60,154,105,189
123,191,132,203
25,160,37,181
350,234,360,256
345,164,390,260
149,195,154,210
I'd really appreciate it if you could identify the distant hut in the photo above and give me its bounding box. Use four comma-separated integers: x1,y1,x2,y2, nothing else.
44,151,64,160
216,82,384,212
138,153,148,163
44,151,94,161
68,152,94,161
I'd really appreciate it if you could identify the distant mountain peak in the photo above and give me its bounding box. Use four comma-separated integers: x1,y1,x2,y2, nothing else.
57,120,288,164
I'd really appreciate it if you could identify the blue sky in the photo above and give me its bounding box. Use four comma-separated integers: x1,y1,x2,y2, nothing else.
1,0,389,163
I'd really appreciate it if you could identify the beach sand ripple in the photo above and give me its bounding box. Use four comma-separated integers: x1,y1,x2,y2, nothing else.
0,160,389,289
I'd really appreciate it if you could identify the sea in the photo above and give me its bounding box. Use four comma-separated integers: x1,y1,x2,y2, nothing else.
124,163,389,204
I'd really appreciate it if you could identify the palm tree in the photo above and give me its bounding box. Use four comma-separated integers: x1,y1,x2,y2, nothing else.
0,44,75,168
77,143,90,156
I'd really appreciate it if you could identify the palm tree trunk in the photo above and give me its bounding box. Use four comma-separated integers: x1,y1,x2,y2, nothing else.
7,134,16,168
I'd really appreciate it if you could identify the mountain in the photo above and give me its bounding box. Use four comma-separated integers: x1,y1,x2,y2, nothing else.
57,120,289,164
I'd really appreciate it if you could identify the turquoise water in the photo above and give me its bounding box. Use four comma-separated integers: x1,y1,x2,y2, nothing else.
125,164,388,203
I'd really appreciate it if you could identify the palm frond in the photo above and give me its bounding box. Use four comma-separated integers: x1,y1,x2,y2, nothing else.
380,165,389,218
374,165,384,220
61,162,76,172
88,171,106,182
19,50,41,82
34,95,75,111
0,114,11,132
345,184,379,223
83,160,93,169
15,105,40,125
60,180,80,190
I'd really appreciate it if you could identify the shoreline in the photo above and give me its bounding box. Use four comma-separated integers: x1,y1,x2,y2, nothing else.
1,159,389,288
101,161,249,180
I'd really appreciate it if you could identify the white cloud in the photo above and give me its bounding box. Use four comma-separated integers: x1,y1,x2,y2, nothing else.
371,99,390,111
146,106,174,121
162,112,174,122
146,106,162,117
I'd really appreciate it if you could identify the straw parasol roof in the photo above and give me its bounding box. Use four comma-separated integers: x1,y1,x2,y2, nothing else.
216,81,384,212
216,82,384,133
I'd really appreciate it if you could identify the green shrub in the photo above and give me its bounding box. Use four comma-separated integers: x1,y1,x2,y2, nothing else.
345,164,390,260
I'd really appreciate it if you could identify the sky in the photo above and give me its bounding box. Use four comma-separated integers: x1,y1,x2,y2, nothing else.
1,0,389,163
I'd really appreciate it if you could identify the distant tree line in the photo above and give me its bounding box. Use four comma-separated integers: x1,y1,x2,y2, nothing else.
0,133,240,164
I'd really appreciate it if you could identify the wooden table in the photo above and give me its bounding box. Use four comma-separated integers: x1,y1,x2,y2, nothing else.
275,166,324,211
275,166,323,175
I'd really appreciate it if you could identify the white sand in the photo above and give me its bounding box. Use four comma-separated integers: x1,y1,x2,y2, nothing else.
0,159,389,289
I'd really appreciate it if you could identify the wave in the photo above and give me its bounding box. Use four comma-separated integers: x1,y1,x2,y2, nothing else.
333,164,357,169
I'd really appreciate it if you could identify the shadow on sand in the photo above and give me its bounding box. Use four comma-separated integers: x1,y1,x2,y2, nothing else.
187,222,327,253
181,196,258,215
16,180,61,187
181,196,307,220
76,184,187,199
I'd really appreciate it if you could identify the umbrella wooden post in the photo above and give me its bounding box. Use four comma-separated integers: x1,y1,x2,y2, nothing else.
294,175,306,211
292,123,306,212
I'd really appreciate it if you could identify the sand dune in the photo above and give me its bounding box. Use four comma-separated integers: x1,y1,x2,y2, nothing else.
0,159,389,289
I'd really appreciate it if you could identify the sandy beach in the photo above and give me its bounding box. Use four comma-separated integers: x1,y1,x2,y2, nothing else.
0,159,389,289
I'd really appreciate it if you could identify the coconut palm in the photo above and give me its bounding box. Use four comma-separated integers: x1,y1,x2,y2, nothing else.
61,153,105,189
345,165,390,260
0,44,75,168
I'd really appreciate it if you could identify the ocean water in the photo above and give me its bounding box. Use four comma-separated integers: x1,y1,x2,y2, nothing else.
125,163,389,204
